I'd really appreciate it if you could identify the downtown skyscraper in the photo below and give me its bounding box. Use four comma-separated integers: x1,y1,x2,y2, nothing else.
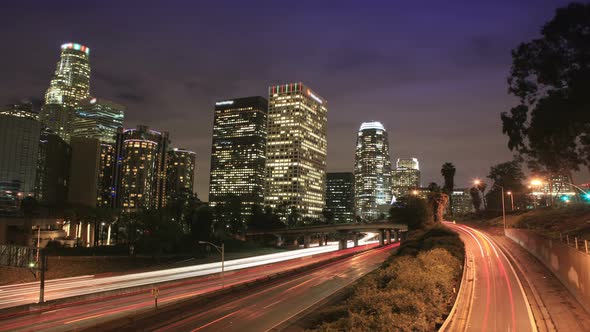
392,157,421,199
167,148,196,201
209,97,267,217
0,103,40,211
265,83,328,219
72,97,125,144
114,125,170,210
325,172,355,223
354,121,392,220
41,43,91,142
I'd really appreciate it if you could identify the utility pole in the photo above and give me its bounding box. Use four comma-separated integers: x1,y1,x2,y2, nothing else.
39,249,47,303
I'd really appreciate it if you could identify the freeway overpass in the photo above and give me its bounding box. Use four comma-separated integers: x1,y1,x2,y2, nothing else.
246,222,408,249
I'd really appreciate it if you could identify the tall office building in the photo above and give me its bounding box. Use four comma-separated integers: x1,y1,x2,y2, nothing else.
97,143,116,207
72,97,125,144
35,128,71,207
0,103,41,212
167,148,196,201
114,125,169,210
41,42,91,142
265,83,328,219
209,97,267,217
450,188,474,215
325,172,355,223
392,157,421,198
71,97,124,207
68,137,101,207
354,121,392,220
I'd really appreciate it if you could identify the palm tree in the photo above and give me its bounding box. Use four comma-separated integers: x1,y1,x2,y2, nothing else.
441,163,456,216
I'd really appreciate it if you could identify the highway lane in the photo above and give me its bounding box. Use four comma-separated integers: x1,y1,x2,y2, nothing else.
445,223,536,332
0,238,376,309
107,242,399,332
0,241,381,332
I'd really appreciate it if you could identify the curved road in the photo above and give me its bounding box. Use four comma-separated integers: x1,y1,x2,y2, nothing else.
444,223,537,332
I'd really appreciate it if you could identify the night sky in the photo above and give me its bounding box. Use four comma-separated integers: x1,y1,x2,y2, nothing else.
0,0,574,200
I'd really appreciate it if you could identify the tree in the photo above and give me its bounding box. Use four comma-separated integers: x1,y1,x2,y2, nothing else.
287,206,301,228
322,208,335,224
476,182,488,209
469,187,483,211
501,3,590,179
191,205,214,242
429,192,449,223
388,196,432,230
441,163,456,215
485,160,526,211
427,182,441,193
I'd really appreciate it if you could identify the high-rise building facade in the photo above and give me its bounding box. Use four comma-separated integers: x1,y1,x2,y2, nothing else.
167,148,196,201
0,103,41,212
326,172,355,223
354,121,392,220
72,97,125,144
209,97,268,217
265,83,328,219
392,157,421,199
68,137,100,207
35,128,71,207
114,125,169,210
97,143,116,207
450,188,474,215
41,43,91,142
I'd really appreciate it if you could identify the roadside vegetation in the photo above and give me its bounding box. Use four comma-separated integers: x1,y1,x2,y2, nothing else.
306,226,464,332
479,203,590,241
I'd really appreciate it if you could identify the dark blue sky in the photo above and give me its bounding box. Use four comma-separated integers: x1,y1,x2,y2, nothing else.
0,0,574,199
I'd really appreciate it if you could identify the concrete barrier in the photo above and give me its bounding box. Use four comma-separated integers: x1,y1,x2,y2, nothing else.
506,228,590,313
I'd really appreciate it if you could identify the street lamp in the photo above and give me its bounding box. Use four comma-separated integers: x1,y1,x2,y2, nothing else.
474,180,506,230
198,241,225,287
506,191,514,211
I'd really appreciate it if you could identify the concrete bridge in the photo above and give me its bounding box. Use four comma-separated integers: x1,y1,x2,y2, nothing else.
246,222,408,250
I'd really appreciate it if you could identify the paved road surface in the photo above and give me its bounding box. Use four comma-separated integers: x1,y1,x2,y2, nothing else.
0,242,379,331
110,243,399,332
445,223,536,332
0,239,375,310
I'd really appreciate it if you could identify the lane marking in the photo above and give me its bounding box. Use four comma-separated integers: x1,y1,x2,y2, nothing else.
191,311,238,332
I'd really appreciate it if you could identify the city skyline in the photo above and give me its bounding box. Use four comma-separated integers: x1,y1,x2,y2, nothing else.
0,0,580,201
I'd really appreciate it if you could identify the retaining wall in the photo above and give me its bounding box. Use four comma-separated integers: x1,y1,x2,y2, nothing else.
506,228,590,313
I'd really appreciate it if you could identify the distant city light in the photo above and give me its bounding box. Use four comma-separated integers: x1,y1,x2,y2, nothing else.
306,89,323,104
215,100,234,106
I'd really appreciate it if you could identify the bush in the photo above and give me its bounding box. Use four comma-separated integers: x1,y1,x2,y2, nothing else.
308,226,464,332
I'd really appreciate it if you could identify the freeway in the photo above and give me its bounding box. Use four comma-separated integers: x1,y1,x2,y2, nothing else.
99,242,399,332
0,240,380,331
443,223,537,332
0,238,375,310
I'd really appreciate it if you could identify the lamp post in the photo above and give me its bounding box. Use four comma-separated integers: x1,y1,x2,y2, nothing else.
506,191,514,211
474,179,506,230
198,241,225,287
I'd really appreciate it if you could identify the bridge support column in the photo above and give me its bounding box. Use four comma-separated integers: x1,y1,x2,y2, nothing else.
304,235,311,248
353,232,359,247
324,235,328,246
318,235,324,246
386,229,392,244
275,235,284,247
394,229,400,242
338,238,347,250
379,229,385,246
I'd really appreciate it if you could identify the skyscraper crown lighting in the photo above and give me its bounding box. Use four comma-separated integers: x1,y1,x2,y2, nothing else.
359,121,385,131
